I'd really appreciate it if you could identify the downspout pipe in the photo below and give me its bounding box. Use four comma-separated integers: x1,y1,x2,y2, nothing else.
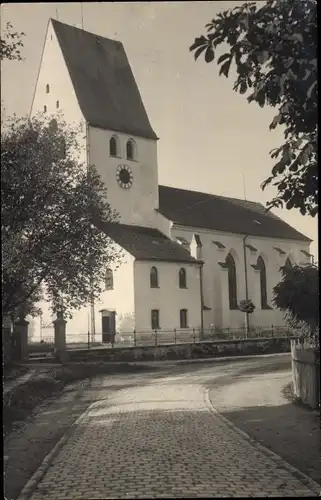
199,262,204,339
86,122,95,341
242,235,249,337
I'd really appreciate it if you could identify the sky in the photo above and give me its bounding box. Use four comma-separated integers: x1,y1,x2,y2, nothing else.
1,1,318,259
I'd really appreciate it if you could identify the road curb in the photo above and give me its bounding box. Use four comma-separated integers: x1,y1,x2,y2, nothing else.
204,388,320,496
16,378,108,500
4,370,36,397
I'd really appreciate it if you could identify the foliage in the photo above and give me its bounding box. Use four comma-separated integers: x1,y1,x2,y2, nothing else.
239,299,255,314
0,21,25,61
273,263,319,343
190,0,317,217
1,114,123,318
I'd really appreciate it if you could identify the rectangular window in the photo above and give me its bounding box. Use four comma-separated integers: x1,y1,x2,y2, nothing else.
180,309,188,328
105,268,114,290
151,309,160,330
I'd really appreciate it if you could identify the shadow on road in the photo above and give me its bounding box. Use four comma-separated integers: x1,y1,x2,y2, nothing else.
218,402,321,485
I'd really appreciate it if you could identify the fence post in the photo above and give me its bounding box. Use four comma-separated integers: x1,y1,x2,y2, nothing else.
53,311,67,363
3,315,12,366
13,316,29,362
133,329,136,347
193,328,195,344
271,324,274,337
87,330,90,350
174,328,177,345
155,330,157,346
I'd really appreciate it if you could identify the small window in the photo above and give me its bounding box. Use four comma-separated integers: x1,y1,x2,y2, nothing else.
46,84,50,94
150,266,158,288
56,100,59,109
180,309,188,328
126,139,136,160
179,268,187,288
44,105,47,113
109,136,118,157
105,268,114,290
151,309,160,330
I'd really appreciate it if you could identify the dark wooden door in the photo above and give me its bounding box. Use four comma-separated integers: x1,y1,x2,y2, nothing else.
102,312,116,343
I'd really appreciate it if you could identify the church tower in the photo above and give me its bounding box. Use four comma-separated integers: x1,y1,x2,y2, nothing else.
31,19,159,227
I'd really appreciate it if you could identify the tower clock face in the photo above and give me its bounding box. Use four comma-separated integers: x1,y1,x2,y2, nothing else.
116,164,133,189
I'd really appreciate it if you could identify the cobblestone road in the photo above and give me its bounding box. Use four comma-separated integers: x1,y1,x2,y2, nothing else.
26,377,319,499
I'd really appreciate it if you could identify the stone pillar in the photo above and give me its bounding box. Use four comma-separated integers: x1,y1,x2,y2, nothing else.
13,317,29,361
53,311,68,363
3,315,13,366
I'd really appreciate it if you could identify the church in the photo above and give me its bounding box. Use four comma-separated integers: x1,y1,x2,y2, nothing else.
31,19,312,340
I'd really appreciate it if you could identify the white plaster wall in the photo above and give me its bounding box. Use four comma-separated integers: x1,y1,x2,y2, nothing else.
93,248,135,335
32,245,135,340
171,225,311,331
88,126,159,226
134,260,202,332
65,245,135,337
30,20,86,165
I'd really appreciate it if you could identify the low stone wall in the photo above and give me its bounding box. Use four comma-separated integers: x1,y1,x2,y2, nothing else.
67,337,291,363
291,339,320,410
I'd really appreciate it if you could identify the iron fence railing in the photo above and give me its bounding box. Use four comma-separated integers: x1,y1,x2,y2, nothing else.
64,325,299,349
27,325,300,355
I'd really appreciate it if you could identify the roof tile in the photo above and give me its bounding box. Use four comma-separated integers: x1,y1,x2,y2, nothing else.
97,222,200,263
158,185,311,242
51,19,158,140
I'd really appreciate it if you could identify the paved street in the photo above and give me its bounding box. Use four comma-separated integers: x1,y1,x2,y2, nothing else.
18,355,319,499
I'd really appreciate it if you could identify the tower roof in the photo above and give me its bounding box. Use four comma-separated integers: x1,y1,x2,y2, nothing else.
51,19,158,140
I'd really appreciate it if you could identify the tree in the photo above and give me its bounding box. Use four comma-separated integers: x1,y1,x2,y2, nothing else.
1,114,122,318
273,263,319,344
0,21,25,61
190,0,317,217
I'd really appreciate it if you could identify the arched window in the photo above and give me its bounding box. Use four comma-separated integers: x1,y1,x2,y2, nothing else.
179,268,187,288
150,266,158,288
56,100,59,109
105,268,113,290
109,136,118,157
46,84,50,93
43,105,47,113
257,256,268,309
126,139,136,160
49,118,58,132
226,253,238,310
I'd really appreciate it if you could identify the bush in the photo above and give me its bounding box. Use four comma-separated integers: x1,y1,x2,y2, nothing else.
273,263,319,345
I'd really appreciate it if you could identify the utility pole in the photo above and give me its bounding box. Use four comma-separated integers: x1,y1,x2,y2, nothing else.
80,3,84,29
40,312,43,341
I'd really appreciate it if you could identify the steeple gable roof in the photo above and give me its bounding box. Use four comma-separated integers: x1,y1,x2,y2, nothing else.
51,19,158,140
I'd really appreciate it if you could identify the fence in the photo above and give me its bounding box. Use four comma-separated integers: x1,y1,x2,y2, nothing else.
27,324,299,356
291,338,320,410
65,325,297,349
